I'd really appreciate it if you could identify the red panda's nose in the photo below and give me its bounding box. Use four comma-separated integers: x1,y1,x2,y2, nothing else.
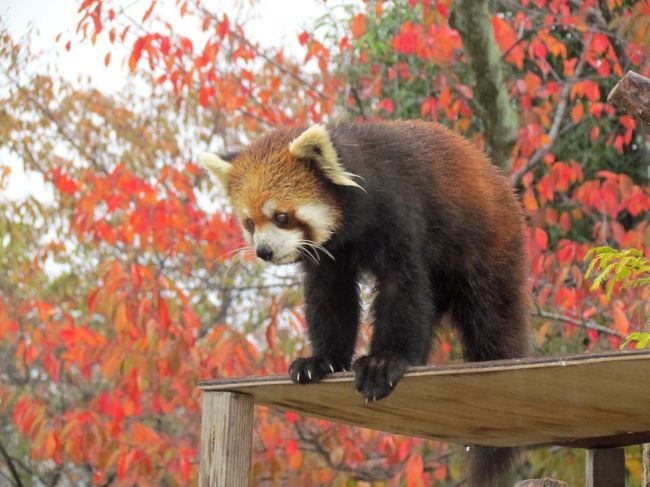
256,244,274,262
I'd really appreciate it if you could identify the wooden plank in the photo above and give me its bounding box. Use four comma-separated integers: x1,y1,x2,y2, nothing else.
199,351,650,448
586,448,624,487
200,391,254,487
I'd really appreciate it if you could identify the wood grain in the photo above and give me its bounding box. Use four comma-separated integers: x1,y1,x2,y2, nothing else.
200,391,254,487
199,351,650,448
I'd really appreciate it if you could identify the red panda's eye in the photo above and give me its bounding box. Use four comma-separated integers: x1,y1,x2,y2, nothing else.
244,218,255,234
273,212,289,227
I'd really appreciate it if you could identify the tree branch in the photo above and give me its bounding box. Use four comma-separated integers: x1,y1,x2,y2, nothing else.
199,8,330,101
294,421,396,482
535,308,623,338
510,35,591,186
595,0,630,71
0,438,24,487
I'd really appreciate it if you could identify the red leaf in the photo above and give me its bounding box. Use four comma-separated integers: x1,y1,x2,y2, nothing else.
378,98,394,114
129,38,144,72
217,14,230,38
534,228,548,250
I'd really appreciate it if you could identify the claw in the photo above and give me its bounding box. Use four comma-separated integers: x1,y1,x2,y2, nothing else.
307,369,312,381
329,363,335,373
388,380,393,388
297,372,301,382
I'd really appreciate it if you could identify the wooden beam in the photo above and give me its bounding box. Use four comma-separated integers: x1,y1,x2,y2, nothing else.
586,448,624,487
607,71,650,125
200,391,254,487
199,351,650,449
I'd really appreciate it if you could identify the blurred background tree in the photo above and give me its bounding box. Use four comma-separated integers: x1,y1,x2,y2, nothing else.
0,0,649,485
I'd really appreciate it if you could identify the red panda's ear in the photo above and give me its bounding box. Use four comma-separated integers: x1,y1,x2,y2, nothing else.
288,125,363,189
198,152,232,191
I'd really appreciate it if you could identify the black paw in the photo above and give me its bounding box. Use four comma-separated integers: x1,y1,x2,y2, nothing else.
289,356,347,384
352,353,409,402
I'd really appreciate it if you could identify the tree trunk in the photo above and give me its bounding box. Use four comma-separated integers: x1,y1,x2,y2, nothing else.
451,0,519,172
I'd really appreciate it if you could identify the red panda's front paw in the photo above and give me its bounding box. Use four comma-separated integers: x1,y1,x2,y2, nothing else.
352,353,409,402
289,356,347,384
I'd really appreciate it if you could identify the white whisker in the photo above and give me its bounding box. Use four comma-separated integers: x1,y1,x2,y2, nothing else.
297,247,319,265
298,239,336,261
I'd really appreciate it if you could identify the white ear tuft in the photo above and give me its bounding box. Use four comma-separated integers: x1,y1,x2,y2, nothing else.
199,152,233,190
289,124,363,189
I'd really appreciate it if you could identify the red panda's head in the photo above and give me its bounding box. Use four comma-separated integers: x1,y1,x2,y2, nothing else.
199,124,362,264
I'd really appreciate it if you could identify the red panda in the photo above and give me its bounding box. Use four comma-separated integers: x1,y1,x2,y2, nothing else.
200,120,530,486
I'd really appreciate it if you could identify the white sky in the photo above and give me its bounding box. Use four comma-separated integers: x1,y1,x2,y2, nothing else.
1,0,337,200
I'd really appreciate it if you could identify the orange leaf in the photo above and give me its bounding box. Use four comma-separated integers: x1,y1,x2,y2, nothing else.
131,422,162,445
104,52,111,66
351,13,366,39
612,305,629,335
44,431,57,457
142,0,157,22
571,103,584,124
289,450,303,470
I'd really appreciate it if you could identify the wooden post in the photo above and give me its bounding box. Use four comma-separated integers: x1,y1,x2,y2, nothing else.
200,391,254,487
641,443,650,487
586,448,624,487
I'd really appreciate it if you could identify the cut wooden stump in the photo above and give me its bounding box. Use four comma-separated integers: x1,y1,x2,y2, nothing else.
515,479,569,487
607,71,650,125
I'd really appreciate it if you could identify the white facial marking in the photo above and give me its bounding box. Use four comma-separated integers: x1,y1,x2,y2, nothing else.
295,202,337,244
261,200,277,219
254,224,303,264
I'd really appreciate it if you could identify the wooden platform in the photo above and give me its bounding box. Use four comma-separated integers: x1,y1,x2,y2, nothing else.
199,350,650,449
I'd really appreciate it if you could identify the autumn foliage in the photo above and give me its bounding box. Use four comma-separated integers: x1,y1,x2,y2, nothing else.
1,0,649,485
